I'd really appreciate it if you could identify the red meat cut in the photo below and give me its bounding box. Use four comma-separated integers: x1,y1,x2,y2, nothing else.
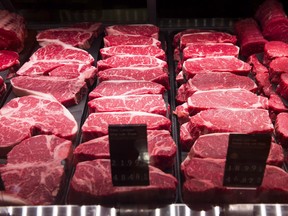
0,135,73,205
97,55,168,71
269,57,288,84
189,133,284,167
0,50,19,71
174,89,269,121
67,159,177,205
0,76,6,99
81,111,171,141
180,108,274,151
88,94,168,116
74,130,177,170
181,157,288,204
276,73,288,100
247,54,269,75
180,31,237,50
100,45,166,60
263,41,288,64
234,18,268,57
97,67,169,90
105,24,159,39
88,80,165,100
103,35,162,48
0,10,26,52
182,56,252,79
10,75,88,107
275,112,288,148
0,95,78,157
176,72,257,104
255,0,288,43
182,43,239,61
255,72,274,97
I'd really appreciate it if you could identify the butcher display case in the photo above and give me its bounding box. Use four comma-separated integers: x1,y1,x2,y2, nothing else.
1,0,288,215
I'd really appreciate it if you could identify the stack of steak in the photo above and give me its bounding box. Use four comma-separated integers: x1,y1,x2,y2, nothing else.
68,24,178,205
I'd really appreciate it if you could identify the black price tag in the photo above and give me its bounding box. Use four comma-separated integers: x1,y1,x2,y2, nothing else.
223,133,271,188
109,124,150,186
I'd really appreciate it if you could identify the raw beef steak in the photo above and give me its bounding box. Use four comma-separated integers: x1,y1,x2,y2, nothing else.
103,35,161,48
255,72,274,97
180,31,237,50
81,111,171,141
173,29,214,47
174,89,269,120
268,94,288,120
88,94,168,116
0,95,78,157
10,75,88,107
181,157,288,204
182,56,252,79
0,162,66,205
67,159,177,204
74,130,177,170
182,43,239,60
0,76,6,99
247,54,268,75
275,112,288,147
0,10,26,52
105,24,159,39
189,133,284,167
100,45,166,60
263,41,288,64
0,50,19,71
97,55,168,71
88,80,165,100
269,57,288,84
234,18,267,57
255,0,288,43
180,108,274,151
97,67,169,89
276,73,288,100
176,72,257,104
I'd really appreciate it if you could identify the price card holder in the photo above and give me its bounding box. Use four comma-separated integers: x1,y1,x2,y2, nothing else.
109,124,150,186
223,133,271,188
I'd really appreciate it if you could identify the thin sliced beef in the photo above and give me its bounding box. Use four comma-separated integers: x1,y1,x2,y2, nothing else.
67,159,177,205
74,130,177,170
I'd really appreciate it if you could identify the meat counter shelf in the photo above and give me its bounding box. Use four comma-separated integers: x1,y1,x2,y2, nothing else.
1,204,288,216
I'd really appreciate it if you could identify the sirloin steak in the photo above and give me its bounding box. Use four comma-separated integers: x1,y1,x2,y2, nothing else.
176,72,257,104
0,95,78,157
81,111,171,141
103,35,161,48
189,133,284,167
67,159,177,205
180,108,274,151
88,94,168,116
74,130,177,170
182,56,252,79
88,80,165,100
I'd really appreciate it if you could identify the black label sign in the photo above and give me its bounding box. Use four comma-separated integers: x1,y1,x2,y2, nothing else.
109,124,150,186
223,133,271,187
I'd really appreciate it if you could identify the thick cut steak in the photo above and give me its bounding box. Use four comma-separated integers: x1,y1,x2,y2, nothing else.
88,80,165,100
180,31,237,50
247,54,268,75
0,50,19,71
97,55,168,71
81,111,171,141
255,0,288,43
275,112,288,148
0,10,26,52
67,159,177,204
180,108,274,151
182,56,252,79
255,72,274,97
0,95,78,157
100,45,166,60
105,24,159,39
74,130,177,170
276,73,288,100
234,18,267,57
176,72,257,104
181,157,288,203
88,94,168,116
189,133,284,167
182,43,239,60
263,41,288,64
175,89,269,118
269,57,288,84
103,35,161,48
10,75,88,107
173,29,214,47
97,67,169,90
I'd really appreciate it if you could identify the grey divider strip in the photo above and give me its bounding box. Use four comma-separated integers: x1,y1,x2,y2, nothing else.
163,29,183,203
